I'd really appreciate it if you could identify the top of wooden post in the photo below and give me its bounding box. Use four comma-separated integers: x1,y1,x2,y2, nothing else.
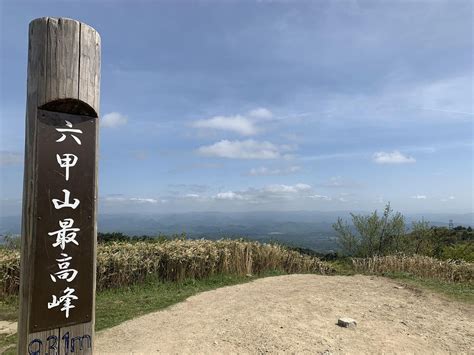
28,17,101,116
30,17,100,34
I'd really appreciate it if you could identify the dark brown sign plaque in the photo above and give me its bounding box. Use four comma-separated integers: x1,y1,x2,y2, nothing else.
29,108,96,332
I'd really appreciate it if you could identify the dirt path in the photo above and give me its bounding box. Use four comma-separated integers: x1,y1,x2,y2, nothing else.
95,275,473,354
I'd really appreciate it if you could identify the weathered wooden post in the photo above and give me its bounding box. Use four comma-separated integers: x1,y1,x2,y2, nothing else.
18,17,100,354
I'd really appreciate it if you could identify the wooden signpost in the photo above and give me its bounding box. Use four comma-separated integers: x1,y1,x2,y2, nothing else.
18,17,101,354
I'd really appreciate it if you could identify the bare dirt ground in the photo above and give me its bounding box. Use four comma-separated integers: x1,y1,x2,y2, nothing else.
95,275,473,354
0,321,16,336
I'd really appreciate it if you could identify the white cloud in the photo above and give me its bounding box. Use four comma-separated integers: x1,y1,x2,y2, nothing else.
249,167,271,176
130,197,159,203
192,108,274,136
215,191,246,200
308,194,332,201
323,176,344,187
309,76,472,126
103,195,126,202
440,195,455,202
211,183,313,204
193,115,258,136
373,150,416,164
410,195,427,200
248,165,301,176
287,166,302,173
418,76,473,118
0,151,23,166
320,176,362,188
265,183,311,193
103,195,161,204
248,107,273,120
97,183,359,208
197,139,292,159
303,152,366,161
101,112,128,128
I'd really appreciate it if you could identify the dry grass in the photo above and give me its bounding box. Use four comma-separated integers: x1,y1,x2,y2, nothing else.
352,254,473,283
0,248,18,297
0,239,333,297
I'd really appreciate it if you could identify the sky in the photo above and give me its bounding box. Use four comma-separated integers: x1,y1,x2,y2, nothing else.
0,0,473,216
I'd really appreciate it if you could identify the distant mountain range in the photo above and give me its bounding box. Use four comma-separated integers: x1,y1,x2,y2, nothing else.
1,211,472,252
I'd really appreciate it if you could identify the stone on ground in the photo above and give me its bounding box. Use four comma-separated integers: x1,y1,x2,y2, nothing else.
337,317,357,328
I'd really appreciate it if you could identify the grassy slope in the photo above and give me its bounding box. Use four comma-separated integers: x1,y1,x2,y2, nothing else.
325,258,474,304
382,272,474,304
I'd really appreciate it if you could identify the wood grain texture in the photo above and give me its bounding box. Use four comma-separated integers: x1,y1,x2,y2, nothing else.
18,18,47,355
59,322,94,354
43,18,80,105
79,24,101,115
18,17,100,355
34,17,101,113
26,328,60,354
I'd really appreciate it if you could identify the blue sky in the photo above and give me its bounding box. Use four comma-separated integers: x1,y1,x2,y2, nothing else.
0,0,473,216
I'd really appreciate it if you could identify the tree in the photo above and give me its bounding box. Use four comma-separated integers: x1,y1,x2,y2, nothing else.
409,219,433,255
333,217,359,256
332,203,406,257
97,232,130,243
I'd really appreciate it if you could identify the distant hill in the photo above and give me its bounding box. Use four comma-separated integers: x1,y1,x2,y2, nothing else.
1,211,473,252
98,211,340,251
